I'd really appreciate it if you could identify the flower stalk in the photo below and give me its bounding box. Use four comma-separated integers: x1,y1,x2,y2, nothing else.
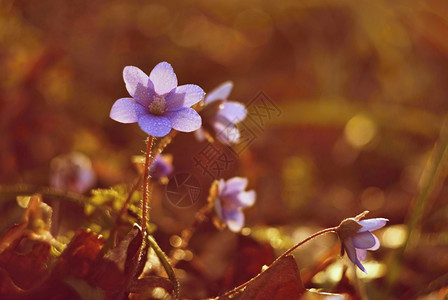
221,226,337,298
142,135,154,236
220,211,388,298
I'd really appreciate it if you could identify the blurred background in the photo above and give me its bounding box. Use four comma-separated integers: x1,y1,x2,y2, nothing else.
1,0,448,299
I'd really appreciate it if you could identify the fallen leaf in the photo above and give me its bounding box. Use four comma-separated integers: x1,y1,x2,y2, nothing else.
88,225,144,299
0,237,50,290
54,229,105,278
0,195,55,254
218,255,305,300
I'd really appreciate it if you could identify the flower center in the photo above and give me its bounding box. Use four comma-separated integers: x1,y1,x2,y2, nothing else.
149,95,166,115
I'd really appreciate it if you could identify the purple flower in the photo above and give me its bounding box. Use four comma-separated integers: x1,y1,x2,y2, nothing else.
50,152,96,194
195,81,247,145
149,154,173,180
214,177,256,232
337,214,388,273
110,62,204,137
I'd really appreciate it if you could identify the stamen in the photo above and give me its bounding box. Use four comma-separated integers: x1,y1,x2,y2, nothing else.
149,95,166,115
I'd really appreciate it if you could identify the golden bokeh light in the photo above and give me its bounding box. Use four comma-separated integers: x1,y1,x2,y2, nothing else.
344,114,377,149
381,225,407,249
357,261,387,279
169,234,182,247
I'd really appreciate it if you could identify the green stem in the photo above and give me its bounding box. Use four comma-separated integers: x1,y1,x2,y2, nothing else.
406,126,448,247
147,234,179,300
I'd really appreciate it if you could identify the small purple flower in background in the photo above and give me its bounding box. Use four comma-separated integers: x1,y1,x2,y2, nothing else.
195,81,247,145
336,212,388,273
50,152,96,194
214,177,256,232
110,62,204,137
149,154,173,181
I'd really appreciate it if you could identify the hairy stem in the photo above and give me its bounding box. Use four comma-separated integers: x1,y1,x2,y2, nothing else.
142,136,154,235
129,136,155,292
275,227,337,262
